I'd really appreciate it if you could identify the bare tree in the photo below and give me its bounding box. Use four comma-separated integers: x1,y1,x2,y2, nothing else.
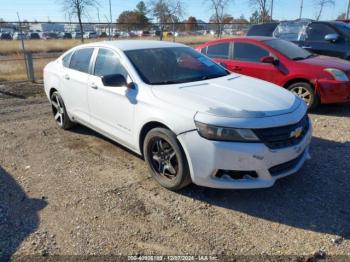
249,0,270,23
314,0,335,21
149,0,184,40
206,0,234,38
62,0,99,42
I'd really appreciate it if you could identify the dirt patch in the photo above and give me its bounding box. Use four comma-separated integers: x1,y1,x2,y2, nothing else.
0,82,350,260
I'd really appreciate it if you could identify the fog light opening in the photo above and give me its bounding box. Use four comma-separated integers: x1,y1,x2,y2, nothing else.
216,170,258,180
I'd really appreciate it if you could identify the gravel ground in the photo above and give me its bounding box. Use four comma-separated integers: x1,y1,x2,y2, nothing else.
0,82,350,261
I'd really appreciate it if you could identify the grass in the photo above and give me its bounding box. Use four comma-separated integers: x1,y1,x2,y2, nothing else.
0,57,52,81
0,35,217,81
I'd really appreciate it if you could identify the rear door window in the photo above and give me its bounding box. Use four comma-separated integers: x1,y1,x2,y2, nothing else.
206,42,230,59
62,52,73,68
69,48,94,73
233,42,269,62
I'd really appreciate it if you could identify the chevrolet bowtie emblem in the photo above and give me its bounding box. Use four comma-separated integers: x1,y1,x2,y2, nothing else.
290,127,303,139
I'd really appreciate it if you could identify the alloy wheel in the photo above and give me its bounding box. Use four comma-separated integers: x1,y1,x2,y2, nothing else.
51,93,64,127
149,138,178,179
290,86,312,106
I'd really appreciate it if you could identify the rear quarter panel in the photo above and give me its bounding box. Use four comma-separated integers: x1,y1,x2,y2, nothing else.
43,60,62,100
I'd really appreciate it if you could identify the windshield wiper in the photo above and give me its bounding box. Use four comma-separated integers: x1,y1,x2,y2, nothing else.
293,54,317,61
200,73,228,80
151,80,188,85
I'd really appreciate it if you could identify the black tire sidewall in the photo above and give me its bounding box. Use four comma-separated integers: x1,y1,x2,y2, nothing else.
143,128,191,190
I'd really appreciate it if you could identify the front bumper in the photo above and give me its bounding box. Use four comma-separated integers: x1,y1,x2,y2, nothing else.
315,79,350,104
177,126,312,189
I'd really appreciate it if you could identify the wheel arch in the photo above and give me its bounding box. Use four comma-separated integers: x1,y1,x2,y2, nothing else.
138,121,171,156
49,87,58,99
283,78,314,90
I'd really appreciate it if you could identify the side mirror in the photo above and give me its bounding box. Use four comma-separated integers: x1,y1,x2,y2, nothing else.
101,74,127,87
325,33,339,43
260,56,278,65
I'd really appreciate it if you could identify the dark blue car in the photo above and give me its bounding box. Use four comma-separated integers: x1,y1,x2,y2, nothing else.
247,20,350,61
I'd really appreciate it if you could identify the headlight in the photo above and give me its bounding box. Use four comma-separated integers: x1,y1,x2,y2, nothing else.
195,121,259,142
324,68,349,81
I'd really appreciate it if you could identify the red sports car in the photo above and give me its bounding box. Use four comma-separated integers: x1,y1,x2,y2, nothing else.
196,37,350,109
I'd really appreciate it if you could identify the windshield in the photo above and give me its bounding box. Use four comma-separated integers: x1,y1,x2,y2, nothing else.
273,20,310,41
263,39,313,60
125,47,229,85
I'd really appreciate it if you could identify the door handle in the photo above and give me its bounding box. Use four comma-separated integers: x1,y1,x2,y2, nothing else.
233,66,242,71
63,74,70,80
89,83,98,89
301,46,312,49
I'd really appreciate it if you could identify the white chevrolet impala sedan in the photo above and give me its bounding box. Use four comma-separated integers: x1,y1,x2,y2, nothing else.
44,40,312,190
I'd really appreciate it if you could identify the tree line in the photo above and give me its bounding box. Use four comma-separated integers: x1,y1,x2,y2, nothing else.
0,0,343,42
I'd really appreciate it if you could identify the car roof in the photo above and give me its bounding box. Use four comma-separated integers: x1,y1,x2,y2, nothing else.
78,40,187,51
203,36,275,45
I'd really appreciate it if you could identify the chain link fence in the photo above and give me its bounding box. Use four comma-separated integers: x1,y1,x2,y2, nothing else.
0,21,251,81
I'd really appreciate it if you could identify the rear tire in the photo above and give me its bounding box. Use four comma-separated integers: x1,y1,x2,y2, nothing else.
287,82,319,110
143,128,191,190
50,91,75,130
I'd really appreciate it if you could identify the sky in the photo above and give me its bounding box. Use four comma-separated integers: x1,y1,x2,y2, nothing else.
0,0,348,22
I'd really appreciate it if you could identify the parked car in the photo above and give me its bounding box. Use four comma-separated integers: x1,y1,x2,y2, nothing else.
72,32,82,39
58,32,72,39
27,32,41,39
196,37,350,109
42,32,58,40
44,40,311,190
137,30,150,37
337,19,350,24
83,31,97,39
247,22,280,37
12,32,27,40
150,30,161,37
0,32,12,40
97,32,108,38
248,20,350,61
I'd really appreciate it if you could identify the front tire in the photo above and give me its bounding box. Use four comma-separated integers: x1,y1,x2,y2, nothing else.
287,82,319,110
50,91,74,130
143,128,191,190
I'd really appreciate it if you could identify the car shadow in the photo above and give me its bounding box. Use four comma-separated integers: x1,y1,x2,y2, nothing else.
179,136,350,239
68,124,143,159
0,166,47,260
311,103,350,117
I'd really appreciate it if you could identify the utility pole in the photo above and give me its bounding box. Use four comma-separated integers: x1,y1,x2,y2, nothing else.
16,12,29,80
96,7,100,23
299,0,304,19
270,0,274,21
347,0,350,19
109,0,112,40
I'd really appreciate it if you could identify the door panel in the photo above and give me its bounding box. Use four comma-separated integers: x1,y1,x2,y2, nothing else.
226,41,285,84
60,48,94,123
87,48,136,146
302,23,346,59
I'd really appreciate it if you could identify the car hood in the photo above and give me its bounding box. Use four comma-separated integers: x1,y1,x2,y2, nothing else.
151,74,301,119
299,56,350,72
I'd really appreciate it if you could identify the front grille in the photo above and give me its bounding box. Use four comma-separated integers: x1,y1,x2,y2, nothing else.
269,150,305,177
253,114,310,149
